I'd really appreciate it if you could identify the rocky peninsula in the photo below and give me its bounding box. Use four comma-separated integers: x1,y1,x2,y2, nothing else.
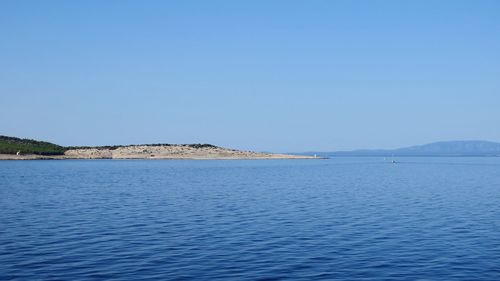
0,136,317,160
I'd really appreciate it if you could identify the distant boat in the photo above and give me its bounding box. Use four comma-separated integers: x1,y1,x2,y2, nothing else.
391,154,397,164
384,157,397,163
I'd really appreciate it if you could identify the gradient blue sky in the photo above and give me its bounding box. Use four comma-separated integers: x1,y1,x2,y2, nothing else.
1,0,499,152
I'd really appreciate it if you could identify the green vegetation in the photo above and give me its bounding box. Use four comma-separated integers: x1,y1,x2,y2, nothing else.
0,135,67,155
0,135,220,156
68,143,219,150
185,144,218,149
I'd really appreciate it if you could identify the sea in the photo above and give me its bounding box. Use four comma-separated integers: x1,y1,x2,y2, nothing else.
1,157,499,280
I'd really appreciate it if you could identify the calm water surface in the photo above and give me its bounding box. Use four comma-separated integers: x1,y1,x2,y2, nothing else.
1,158,500,280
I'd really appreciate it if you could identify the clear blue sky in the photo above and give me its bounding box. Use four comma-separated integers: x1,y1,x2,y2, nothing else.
1,0,499,152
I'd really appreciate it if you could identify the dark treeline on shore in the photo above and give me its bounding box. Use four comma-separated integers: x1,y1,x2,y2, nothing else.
0,135,221,156
0,136,66,155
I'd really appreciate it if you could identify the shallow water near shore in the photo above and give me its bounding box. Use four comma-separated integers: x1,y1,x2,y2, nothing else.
1,157,500,280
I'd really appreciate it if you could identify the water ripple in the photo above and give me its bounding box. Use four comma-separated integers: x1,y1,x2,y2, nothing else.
1,158,500,280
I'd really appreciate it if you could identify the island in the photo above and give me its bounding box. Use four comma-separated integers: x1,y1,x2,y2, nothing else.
302,140,500,157
0,135,318,160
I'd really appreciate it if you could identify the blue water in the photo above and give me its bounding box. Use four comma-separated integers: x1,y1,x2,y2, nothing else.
1,158,500,280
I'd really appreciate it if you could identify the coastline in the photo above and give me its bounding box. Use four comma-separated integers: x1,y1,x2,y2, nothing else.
0,145,320,160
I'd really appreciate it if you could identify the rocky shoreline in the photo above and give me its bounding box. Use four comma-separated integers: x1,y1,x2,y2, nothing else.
0,144,319,160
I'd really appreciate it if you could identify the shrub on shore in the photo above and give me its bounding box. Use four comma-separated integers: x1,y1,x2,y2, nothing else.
0,135,220,155
0,136,66,155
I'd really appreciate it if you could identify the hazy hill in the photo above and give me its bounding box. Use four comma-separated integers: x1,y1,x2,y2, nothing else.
313,141,500,157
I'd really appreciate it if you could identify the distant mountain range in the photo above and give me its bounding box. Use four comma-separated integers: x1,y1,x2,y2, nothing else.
305,141,500,157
